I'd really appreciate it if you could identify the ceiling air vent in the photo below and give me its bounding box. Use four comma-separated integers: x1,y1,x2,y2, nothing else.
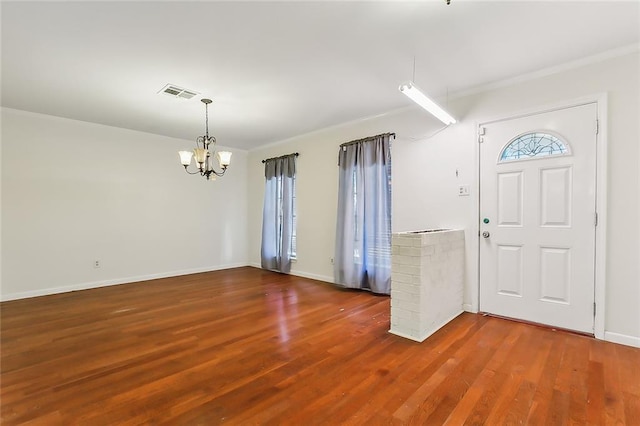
158,84,199,100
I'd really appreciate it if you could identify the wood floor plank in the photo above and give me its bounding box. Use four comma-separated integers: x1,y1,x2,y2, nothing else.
404,319,508,424
2,267,639,425
568,337,591,425
481,324,539,425
461,323,535,425
349,315,479,423
374,314,487,421
586,360,606,425
525,334,567,424
441,320,523,425
601,340,628,424
501,334,554,424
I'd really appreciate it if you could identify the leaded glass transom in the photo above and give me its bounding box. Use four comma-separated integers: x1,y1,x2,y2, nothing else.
499,132,569,162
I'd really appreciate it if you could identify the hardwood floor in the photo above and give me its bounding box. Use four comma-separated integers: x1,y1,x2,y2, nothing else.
1,267,639,425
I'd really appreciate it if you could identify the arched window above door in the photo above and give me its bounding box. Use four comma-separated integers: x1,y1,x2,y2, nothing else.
499,132,570,162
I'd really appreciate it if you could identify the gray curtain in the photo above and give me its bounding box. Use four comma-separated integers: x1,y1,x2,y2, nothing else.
261,154,296,273
334,134,392,294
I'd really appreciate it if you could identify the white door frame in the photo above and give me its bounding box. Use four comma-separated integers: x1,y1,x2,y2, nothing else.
476,93,607,340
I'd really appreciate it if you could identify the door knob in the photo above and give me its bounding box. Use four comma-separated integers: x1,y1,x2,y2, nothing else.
482,231,490,238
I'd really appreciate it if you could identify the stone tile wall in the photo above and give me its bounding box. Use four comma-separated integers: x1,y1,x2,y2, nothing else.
390,229,465,342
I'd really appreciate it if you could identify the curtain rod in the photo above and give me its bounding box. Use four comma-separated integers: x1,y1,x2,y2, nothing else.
261,152,299,163
339,132,396,148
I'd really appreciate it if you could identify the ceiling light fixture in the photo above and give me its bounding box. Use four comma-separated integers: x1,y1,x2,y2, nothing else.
178,99,232,181
399,81,457,125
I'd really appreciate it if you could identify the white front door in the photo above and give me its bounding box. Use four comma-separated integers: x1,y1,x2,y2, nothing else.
479,103,597,334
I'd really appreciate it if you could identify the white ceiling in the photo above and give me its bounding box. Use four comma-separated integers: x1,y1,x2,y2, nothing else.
2,1,639,150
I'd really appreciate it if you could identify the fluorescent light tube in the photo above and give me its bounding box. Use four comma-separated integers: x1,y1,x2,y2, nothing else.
399,81,456,125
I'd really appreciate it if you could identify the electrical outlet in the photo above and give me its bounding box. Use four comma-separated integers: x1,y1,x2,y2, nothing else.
94,260,101,268
330,257,334,264
458,185,470,196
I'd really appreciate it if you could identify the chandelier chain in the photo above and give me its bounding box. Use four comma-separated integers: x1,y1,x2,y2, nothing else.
205,102,209,140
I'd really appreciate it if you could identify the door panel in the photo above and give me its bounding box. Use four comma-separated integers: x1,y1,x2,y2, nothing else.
497,245,523,297
540,166,572,227
498,172,523,226
479,103,597,333
539,246,571,303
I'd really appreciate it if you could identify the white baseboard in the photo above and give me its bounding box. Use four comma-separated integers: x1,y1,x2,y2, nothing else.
289,269,334,284
604,331,640,348
248,262,334,284
463,303,477,313
0,262,249,302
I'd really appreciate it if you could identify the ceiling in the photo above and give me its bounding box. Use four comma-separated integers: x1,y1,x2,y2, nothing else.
2,1,639,150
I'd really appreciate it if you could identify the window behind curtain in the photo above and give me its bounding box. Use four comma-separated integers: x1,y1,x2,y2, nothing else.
261,154,297,273
276,174,297,259
351,162,391,264
291,177,297,259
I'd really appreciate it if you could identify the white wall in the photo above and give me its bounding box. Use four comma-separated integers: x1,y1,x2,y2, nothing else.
247,51,639,345
1,108,248,300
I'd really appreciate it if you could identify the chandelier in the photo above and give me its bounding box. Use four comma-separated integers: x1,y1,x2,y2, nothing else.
178,99,232,181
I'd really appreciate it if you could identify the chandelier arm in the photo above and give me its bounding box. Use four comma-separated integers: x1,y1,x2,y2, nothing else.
209,166,228,177
183,165,202,175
